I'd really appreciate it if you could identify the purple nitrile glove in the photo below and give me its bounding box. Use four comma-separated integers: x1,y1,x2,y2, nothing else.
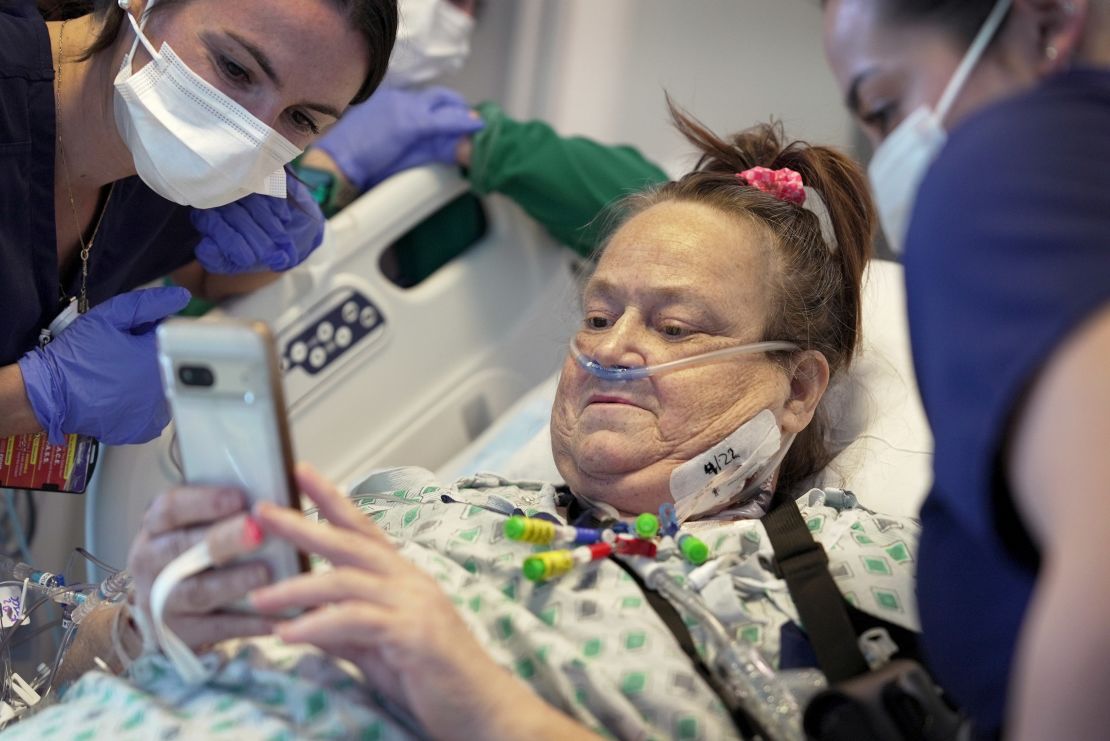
191,173,325,274
17,286,192,445
313,86,485,191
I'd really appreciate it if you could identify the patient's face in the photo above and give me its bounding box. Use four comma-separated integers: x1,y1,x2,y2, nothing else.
550,200,792,516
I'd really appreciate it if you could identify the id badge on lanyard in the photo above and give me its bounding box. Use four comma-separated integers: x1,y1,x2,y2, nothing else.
0,301,99,494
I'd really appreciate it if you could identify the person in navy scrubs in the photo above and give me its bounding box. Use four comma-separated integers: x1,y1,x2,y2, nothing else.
822,1,1110,737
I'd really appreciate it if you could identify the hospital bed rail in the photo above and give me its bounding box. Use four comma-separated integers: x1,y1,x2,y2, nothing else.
87,165,581,575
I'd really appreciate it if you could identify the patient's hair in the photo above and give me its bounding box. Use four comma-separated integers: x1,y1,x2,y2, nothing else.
38,0,397,104
611,101,876,494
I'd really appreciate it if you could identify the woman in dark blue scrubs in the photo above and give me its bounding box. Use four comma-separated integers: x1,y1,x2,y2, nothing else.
822,1,1110,738
0,0,396,446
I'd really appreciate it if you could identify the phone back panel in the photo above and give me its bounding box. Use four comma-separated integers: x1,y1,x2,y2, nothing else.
157,319,307,584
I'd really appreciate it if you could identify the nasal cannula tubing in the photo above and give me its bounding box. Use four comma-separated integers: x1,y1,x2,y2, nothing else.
570,338,800,381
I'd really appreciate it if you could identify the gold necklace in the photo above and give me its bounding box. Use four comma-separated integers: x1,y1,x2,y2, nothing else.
55,19,113,314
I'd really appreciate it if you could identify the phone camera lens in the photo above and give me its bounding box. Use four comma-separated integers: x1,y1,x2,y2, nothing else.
178,365,215,387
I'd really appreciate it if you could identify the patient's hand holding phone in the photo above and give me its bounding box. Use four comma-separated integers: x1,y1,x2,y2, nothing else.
126,486,277,649
157,318,308,582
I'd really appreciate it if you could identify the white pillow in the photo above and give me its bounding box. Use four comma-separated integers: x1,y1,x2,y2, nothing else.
812,259,932,518
436,373,562,483
438,259,932,518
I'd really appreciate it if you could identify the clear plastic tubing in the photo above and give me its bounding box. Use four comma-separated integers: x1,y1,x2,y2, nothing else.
642,564,803,741
69,571,132,624
570,338,800,382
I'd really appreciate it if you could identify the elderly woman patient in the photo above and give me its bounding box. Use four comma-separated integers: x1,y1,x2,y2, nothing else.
15,111,917,740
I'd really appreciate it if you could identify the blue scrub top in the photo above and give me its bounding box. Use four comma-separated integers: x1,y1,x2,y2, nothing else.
906,68,1110,738
0,1,199,366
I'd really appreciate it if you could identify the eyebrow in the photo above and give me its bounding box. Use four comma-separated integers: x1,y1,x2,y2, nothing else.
845,68,876,117
228,32,281,87
302,101,343,119
225,32,344,120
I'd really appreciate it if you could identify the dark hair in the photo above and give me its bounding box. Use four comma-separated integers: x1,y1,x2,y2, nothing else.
38,0,397,104
608,101,876,495
879,0,1001,44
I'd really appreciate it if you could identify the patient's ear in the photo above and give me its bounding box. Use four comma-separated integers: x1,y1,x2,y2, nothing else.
781,351,830,434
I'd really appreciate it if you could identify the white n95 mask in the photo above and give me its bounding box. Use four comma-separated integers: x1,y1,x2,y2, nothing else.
384,0,474,88
868,0,1012,254
112,0,301,209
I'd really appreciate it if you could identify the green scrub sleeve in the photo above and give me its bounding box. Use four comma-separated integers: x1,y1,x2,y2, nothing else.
467,102,669,257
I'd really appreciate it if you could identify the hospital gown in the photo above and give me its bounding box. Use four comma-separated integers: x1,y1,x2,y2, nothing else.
3,474,919,739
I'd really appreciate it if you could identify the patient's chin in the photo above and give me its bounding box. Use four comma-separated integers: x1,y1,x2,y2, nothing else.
572,430,655,478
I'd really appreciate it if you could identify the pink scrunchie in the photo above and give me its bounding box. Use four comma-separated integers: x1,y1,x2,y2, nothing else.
737,166,806,206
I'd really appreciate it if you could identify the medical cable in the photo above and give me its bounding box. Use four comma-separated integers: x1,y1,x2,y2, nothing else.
502,498,806,738
503,516,613,546
39,620,79,703
0,570,135,709
7,619,63,653
639,561,806,741
0,590,60,709
524,543,613,582
0,580,69,645
72,547,120,576
570,338,799,381
0,552,127,724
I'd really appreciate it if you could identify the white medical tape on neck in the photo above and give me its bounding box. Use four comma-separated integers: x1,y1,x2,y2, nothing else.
670,410,791,522
149,539,216,685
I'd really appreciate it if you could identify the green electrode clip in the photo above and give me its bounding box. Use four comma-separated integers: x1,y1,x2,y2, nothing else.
634,513,659,539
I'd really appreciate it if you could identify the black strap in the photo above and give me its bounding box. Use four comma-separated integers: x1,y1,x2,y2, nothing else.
763,489,870,683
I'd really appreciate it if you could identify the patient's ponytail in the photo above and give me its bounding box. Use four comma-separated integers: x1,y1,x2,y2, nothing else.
611,99,877,493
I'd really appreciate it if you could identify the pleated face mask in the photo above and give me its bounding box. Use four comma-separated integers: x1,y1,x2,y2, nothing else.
112,0,302,208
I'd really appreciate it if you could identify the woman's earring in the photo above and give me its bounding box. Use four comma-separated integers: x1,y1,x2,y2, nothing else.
1045,45,1059,60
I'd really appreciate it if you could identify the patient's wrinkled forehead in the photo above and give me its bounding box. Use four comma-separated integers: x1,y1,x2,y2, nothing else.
592,200,776,338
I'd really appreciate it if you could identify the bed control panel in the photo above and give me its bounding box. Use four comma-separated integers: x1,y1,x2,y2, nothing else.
280,288,385,377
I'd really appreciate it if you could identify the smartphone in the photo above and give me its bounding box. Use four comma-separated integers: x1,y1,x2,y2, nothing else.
156,318,309,589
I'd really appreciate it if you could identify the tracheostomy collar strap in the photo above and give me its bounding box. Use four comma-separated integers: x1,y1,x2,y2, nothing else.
570,339,800,382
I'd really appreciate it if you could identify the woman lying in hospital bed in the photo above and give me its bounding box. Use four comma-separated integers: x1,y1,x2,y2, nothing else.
11,111,920,740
